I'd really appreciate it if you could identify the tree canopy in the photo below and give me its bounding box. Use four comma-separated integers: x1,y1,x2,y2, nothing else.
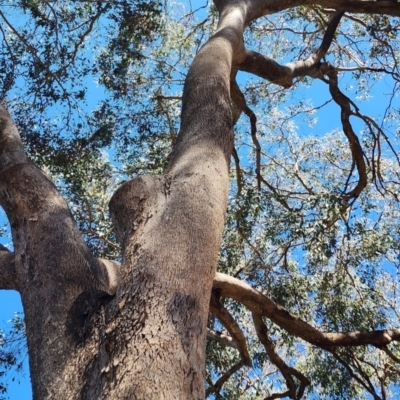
1,1,400,399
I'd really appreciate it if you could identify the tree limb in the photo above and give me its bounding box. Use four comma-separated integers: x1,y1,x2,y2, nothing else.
238,10,344,86
206,328,239,350
235,0,400,23
230,79,261,189
253,313,310,400
213,272,400,348
321,63,368,200
209,291,252,367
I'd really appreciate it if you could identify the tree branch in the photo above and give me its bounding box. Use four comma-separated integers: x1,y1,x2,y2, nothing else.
213,272,400,348
206,328,239,350
253,313,310,400
205,360,246,397
209,291,252,367
238,10,344,86
239,0,400,23
230,79,261,189
321,63,368,200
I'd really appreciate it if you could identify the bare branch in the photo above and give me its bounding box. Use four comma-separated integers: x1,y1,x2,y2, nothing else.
230,79,261,189
231,146,243,199
321,63,368,200
381,346,400,364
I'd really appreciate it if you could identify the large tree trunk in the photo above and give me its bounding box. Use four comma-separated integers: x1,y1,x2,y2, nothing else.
0,1,251,398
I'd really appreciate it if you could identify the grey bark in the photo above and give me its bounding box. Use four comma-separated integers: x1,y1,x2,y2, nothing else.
0,0,239,397
1,1,399,399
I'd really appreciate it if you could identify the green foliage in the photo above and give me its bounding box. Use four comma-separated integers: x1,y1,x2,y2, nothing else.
1,2,400,399
0,313,26,399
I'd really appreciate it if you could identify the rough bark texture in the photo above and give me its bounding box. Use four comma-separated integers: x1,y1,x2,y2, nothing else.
0,1,238,398
2,1,400,399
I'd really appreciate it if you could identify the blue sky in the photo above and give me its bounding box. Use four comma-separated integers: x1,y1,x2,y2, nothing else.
1,3,400,399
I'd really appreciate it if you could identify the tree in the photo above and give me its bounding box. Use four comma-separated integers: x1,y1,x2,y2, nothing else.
1,0,400,398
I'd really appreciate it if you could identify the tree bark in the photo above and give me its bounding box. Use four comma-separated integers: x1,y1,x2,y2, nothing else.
4,0,399,398
0,0,243,398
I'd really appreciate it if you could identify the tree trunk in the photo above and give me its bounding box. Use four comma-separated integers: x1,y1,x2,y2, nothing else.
0,1,254,398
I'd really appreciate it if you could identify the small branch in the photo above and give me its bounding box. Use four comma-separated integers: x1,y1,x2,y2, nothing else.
157,95,177,145
321,63,368,200
209,292,252,367
253,313,310,400
206,328,239,350
232,146,243,199
380,345,400,364
329,349,382,400
205,360,245,397
230,79,261,189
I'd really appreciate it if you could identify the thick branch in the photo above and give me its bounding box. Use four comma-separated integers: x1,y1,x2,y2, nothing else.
231,0,400,23
213,272,400,348
0,244,17,290
238,11,344,86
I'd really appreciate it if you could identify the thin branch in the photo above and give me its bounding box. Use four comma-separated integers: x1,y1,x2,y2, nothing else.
329,349,382,400
205,360,245,397
209,292,252,367
253,313,310,400
206,328,239,350
320,63,368,200
230,79,261,189
381,346,400,364
232,146,243,199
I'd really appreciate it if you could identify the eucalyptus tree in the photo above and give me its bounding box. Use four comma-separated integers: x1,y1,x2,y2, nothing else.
1,0,400,399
